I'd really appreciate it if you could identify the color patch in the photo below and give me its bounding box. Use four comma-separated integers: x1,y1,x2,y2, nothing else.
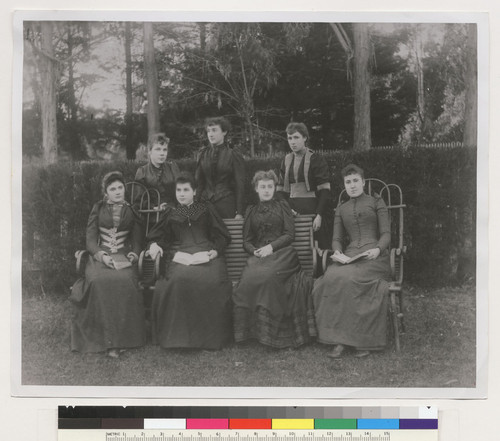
57,418,101,429
229,419,272,430
144,419,186,429
101,418,143,429
272,419,315,430
314,419,357,429
357,419,399,429
186,419,229,429
400,419,438,430
419,407,438,419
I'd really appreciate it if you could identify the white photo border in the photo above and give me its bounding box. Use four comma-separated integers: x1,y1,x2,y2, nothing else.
11,9,489,399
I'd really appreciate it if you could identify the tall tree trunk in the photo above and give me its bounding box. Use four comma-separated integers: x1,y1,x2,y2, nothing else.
414,25,426,142
67,31,77,121
66,28,81,158
39,21,58,163
124,22,135,159
143,22,161,141
246,117,255,157
199,22,206,52
352,23,371,151
463,23,477,148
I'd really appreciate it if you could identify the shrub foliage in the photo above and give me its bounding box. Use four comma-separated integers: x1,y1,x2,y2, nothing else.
22,146,476,295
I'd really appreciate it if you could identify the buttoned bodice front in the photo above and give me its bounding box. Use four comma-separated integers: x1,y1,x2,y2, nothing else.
85,200,142,258
243,199,294,254
147,201,231,256
332,193,390,256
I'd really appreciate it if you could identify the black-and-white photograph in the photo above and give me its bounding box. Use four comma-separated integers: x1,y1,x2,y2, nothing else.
12,11,488,398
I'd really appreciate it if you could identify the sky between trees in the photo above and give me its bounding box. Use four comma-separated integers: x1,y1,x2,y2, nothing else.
22,21,477,162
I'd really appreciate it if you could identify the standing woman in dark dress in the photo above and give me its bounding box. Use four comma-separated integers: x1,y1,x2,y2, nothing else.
195,117,246,219
70,171,145,358
134,133,180,211
233,170,315,348
146,172,233,349
312,164,391,359
277,122,331,249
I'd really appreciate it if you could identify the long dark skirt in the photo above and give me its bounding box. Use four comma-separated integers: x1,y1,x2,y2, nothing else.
233,246,315,348
153,257,232,349
70,257,146,353
312,253,390,350
288,197,331,250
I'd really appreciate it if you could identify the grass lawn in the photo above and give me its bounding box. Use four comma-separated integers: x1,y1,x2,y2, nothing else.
21,283,476,388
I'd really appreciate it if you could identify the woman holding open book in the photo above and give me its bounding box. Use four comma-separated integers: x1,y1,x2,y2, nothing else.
70,171,146,358
146,172,233,349
312,164,391,359
232,170,315,348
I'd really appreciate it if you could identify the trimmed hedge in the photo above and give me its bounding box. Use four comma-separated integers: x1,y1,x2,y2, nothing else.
22,146,476,295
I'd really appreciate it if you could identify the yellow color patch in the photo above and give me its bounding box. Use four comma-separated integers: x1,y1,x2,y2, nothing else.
272,419,315,430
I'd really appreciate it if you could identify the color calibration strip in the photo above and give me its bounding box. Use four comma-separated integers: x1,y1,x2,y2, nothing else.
58,406,437,430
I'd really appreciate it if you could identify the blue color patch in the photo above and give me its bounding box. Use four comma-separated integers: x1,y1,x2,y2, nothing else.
357,419,400,429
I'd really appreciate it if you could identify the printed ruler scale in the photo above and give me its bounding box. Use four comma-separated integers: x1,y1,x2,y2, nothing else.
58,429,437,441
58,407,438,441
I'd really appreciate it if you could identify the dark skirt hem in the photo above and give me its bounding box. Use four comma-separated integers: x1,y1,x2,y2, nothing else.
234,306,315,349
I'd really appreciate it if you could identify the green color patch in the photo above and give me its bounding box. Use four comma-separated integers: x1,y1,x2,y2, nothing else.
314,419,357,429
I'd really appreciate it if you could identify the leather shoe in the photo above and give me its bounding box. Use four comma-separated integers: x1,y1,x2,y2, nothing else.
354,350,370,358
327,344,345,359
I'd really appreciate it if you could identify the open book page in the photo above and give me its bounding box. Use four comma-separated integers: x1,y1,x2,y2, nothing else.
111,253,132,270
330,251,369,265
172,251,210,266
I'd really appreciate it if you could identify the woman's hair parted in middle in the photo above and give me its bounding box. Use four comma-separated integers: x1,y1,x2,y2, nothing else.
205,116,231,133
101,170,125,195
285,122,309,139
341,163,365,179
175,171,197,190
147,133,170,151
252,170,279,188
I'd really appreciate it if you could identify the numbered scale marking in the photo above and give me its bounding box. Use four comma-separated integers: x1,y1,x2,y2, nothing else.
58,429,438,441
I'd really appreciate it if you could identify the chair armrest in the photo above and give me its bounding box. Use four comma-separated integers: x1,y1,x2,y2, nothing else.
154,254,161,280
390,247,404,284
321,249,334,273
75,250,89,276
138,250,162,284
138,250,146,277
312,240,318,275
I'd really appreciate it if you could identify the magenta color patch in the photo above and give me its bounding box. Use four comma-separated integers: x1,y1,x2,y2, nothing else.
186,419,229,429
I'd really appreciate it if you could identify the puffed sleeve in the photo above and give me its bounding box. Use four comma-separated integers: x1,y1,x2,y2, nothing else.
207,202,231,254
242,205,257,255
134,164,145,183
232,149,246,215
269,200,294,251
86,202,103,257
310,154,331,215
375,197,391,251
331,204,346,252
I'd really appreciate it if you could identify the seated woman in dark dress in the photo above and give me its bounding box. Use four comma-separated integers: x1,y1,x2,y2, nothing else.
195,117,246,219
312,164,391,359
233,170,315,348
134,133,180,211
146,172,233,349
70,171,145,358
